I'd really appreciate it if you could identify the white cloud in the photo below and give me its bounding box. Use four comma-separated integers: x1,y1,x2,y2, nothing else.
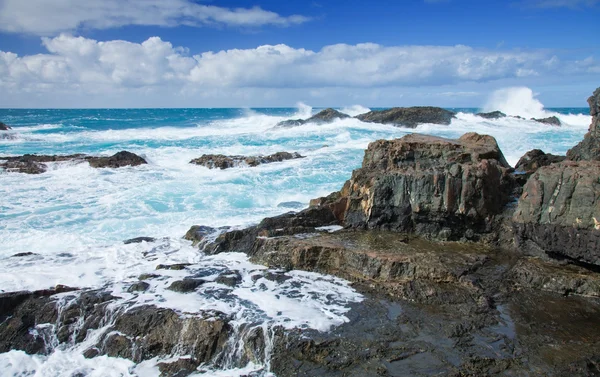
0,34,596,107
0,0,310,36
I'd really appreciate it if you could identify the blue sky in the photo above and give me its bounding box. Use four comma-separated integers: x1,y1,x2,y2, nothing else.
0,0,597,108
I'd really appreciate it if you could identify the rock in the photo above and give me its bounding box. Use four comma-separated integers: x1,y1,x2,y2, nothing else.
513,160,600,266
184,225,218,247
0,122,11,130
127,282,150,293
275,108,350,127
214,271,242,287
124,237,156,244
277,201,305,209
476,111,507,119
190,152,304,169
86,151,147,168
567,87,600,161
514,149,566,175
532,116,561,126
356,107,455,128
312,133,515,241
138,273,161,280
156,263,191,271
10,252,39,257
158,358,199,377
1,160,47,174
167,279,205,293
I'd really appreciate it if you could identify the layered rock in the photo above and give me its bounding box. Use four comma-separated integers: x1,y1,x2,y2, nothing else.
514,149,565,176
532,116,561,126
356,106,455,127
312,133,515,241
276,108,350,127
190,152,303,169
567,87,600,161
0,151,147,174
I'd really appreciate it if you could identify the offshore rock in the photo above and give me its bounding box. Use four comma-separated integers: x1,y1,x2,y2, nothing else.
86,151,147,168
513,160,600,266
190,152,303,169
567,87,600,161
514,149,565,176
476,111,507,119
0,151,146,173
275,108,350,127
0,121,11,130
356,106,455,128
312,133,515,241
532,116,561,126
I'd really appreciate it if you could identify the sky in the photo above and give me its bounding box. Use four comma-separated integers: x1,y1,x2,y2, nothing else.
0,0,597,108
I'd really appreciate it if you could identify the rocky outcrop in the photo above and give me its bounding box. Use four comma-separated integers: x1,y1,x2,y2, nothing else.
514,149,565,176
0,151,147,174
276,108,350,127
476,111,507,119
567,87,600,161
0,122,11,130
532,116,561,126
513,160,600,266
356,107,455,128
190,152,304,169
312,133,515,241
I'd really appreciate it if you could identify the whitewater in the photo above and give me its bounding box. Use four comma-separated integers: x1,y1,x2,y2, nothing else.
0,87,592,376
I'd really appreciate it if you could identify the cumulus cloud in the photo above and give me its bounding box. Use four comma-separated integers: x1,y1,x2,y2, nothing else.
0,0,310,36
0,34,597,107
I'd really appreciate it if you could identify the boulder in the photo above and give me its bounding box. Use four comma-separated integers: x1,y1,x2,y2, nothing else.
567,87,600,161
312,133,515,241
514,149,565,175
86,151,147,168
167,279,205,293
190,152,304,169
356,107,455,128
513,160,600,266
275,108,350,127
476,111,507,119
0,122,11,130
532,116,561,126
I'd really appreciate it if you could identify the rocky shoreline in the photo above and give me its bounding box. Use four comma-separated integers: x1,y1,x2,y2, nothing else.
1,89,600,376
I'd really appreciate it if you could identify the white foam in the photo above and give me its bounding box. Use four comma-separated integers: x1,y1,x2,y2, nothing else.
340,105,371,117
483,87,547,118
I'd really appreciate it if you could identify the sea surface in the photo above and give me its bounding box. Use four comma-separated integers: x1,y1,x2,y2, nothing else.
0,96,592,376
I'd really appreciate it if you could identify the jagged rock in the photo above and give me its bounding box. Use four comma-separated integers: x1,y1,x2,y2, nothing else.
158,358,199,377
356,107,455,128
513,160,600,266
567,87,600,161
86,151,147,168
124,237,156,244
275,108,350,127
0,122,11,130
476,111,507,119
514,149,565,175
190,152,304,169
311,133,515,241
532,116,561,126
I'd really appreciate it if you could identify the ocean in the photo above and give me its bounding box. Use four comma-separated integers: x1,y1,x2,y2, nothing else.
0,98,592,375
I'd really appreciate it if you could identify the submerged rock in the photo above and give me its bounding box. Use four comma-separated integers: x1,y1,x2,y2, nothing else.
476,111,507,119
275,108,350,127
532,116,561,126
190,152,304,169
567,87,600,161
356,106,455,127
514,149,565,175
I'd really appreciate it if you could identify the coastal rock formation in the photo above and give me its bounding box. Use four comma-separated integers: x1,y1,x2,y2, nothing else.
276,108,350,127
567,87,600,161
356,106,455,127
0,122,11,130
190,152,304,169
513,160,600,266
312,132,515,241
532,116,561,126
476,111,507,119
514,149,565,176
0,151,147,174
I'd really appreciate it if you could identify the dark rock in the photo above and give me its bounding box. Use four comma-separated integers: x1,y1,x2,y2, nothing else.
190,152,304,169
158,358,199,377
312,133,515,241
167,279,205,293
567,87,600,161
10,252,39,257
214,271,242,287
275,108,350,127
138,273,161,280
86,151,147,168
0,122,11,130
356,107,455,128
276,119,305,127
514,149,566,175
476,111,507,119
532,116,561,126
277,201,305,209
156,263,191,270
1,160,47,174
124,237,156,244
513,160,600,266
82,348,100,359
127,282,150,293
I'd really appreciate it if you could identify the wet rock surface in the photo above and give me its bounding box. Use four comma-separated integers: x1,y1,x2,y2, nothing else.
567,87,600,161
476,111,507,119
0,121,11,130
0,151,147,174
356,106,455,127
190,152,304,169
514,149,565,175
276,108,350,127
532,115,561,126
